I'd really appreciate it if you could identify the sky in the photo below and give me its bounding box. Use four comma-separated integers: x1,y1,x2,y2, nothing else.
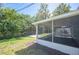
3,3,79,16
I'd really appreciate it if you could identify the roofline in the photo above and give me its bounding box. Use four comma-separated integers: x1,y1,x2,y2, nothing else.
32,10,79,25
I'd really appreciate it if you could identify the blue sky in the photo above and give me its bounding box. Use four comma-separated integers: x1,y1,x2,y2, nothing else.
3,3,79,16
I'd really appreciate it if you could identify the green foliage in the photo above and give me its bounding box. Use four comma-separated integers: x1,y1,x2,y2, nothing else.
35,3,49,21
0,8,32,38
53,3,71,16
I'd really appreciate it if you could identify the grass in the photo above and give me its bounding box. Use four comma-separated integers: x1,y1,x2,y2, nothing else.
0,35,67,55
0,36,35,55
39,33,49,37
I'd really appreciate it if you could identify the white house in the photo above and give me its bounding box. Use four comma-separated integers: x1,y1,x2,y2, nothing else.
32,10,79,55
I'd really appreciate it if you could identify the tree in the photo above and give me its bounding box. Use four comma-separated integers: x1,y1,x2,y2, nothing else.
34,4,50,33
0,8,32,38
35,3,49,21
52,3,71,16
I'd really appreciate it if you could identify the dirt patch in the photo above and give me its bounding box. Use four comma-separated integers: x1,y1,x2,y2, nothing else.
15,43,68,55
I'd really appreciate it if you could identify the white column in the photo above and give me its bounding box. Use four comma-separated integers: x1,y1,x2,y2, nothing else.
52,20,54,42
36,24,38,40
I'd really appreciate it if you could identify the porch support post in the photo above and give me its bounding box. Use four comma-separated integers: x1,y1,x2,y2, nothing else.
36,24,38,40
52,20,54,42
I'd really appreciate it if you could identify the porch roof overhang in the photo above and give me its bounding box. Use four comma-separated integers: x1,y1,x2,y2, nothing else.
32,10,79,25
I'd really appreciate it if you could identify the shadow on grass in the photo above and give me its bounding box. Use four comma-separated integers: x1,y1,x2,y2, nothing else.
15,43,68,55
0,34,30,39
0,34,31,43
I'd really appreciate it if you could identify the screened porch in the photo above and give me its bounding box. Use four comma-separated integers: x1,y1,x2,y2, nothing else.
33,10,79,48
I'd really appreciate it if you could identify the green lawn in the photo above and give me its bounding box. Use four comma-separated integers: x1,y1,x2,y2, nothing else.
0,36,35,55
39,33,49,37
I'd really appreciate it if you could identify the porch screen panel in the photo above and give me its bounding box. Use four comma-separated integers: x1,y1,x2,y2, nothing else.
53,15,79,48
38,21,52,42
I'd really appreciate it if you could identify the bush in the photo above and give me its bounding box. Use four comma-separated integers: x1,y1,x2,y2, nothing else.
0,8,32,39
